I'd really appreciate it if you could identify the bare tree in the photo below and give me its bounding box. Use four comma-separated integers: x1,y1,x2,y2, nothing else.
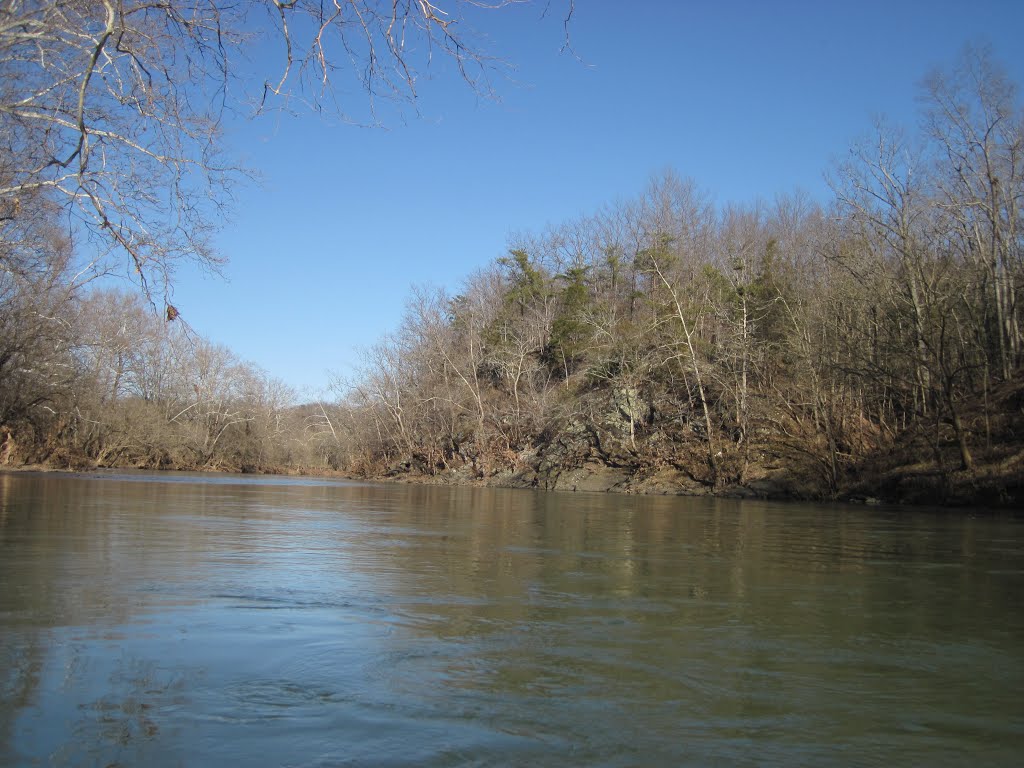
408,282,491,463
922,44,1023,380
0,0,554,304
0,225,77,441
714,203,767,481
633,173,721,487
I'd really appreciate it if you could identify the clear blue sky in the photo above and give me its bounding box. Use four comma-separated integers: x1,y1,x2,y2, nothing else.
171,0,1024,399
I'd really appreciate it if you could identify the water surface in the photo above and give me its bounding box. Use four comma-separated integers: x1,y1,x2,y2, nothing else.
1,471,1021,766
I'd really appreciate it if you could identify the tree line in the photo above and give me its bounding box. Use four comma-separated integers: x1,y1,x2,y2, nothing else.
322,46,1023,501
1,45,1021,503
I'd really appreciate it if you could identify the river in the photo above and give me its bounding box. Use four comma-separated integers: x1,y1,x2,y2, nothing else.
0,471,1021,766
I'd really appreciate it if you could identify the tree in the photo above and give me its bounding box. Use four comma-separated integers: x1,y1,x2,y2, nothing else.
831,120,936,414
548,264,592,379
0,0,565,304
69,289,162,465
0,227,77,449
483,258,554,448
633,173,720,487
713,203,766,481
921,44,1023,380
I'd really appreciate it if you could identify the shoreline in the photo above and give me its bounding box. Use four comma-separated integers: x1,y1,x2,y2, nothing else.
3,458,1019,510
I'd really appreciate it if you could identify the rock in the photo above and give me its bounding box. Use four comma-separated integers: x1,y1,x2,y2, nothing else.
489,468,539,489
745,477,793,499
553,464,630,493
629,468,707,496
613,387,649,428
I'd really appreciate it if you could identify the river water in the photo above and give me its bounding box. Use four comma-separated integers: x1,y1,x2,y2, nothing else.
0,471,1021,766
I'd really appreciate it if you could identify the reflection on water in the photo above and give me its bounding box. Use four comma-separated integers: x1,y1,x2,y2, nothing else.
1,471,1022,766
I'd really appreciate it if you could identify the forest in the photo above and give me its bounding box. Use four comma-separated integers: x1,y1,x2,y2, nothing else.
1,32,1021,505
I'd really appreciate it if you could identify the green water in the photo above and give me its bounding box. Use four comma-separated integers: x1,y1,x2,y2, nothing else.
1,471,1021,766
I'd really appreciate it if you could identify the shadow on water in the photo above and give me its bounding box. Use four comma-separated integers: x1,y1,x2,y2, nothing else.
1,471,1022,766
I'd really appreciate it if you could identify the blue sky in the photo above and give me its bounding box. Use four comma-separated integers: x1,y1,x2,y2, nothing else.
171,0,1024,398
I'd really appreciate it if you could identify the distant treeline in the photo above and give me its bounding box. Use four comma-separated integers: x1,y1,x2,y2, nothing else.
1,47,1021,504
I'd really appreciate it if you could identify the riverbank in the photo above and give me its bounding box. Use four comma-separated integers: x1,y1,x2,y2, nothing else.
362,430,1022,509
372,454,1022,509
5,429,1021,509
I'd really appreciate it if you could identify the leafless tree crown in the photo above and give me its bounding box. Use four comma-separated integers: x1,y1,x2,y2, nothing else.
0,0,535,301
